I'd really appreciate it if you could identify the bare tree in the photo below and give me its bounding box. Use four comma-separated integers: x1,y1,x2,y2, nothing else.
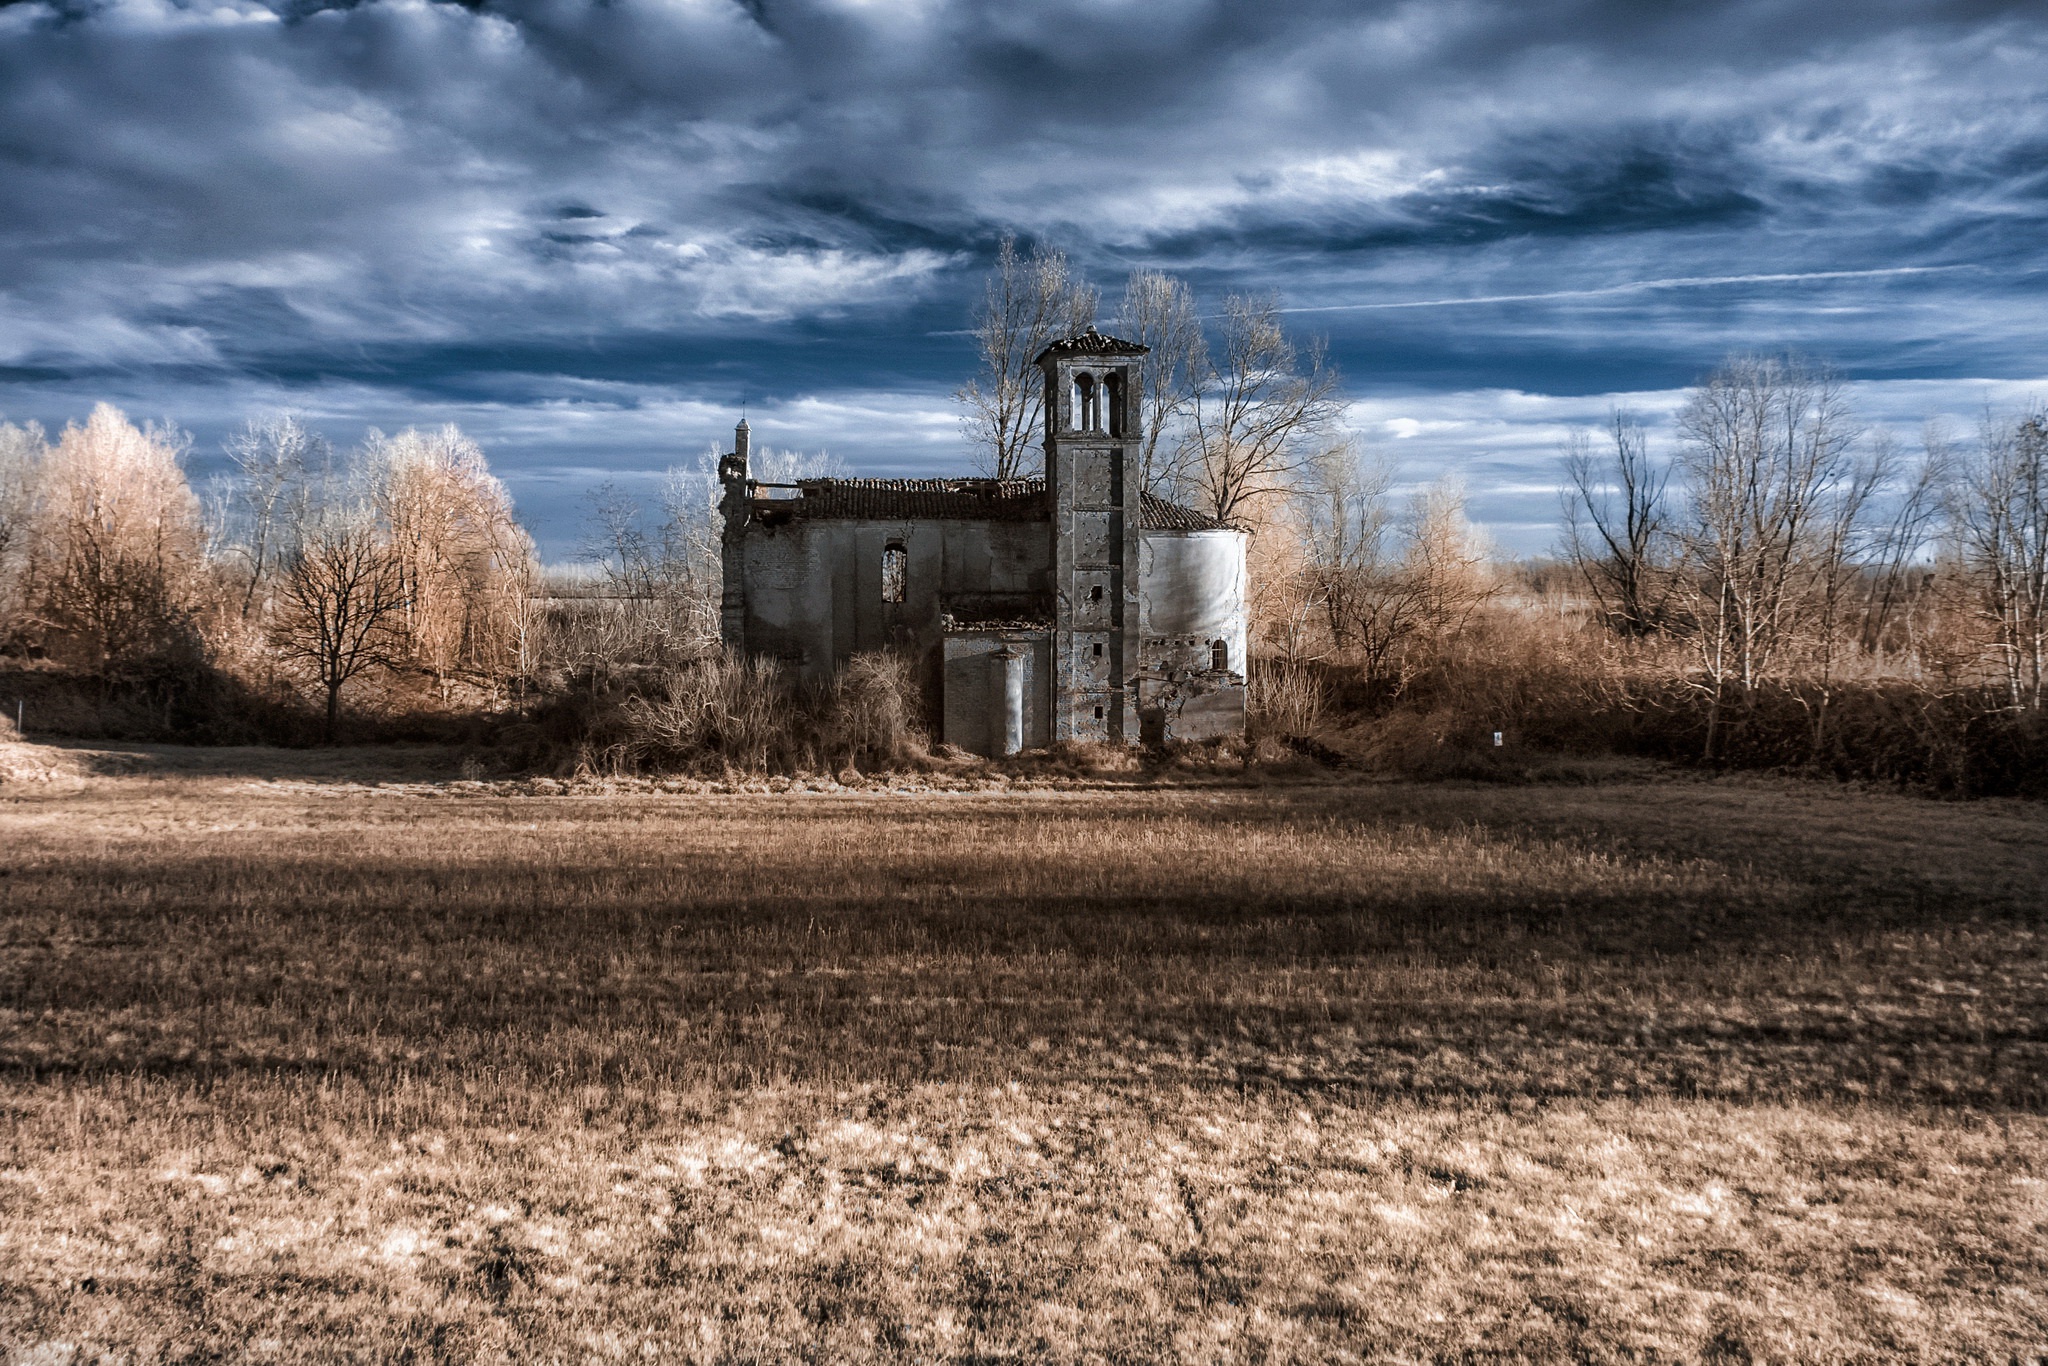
1673,355,1861,758
1114,270,1206,498
586,481,664,602
274,497,400,742
1801,432,1892,754
1295,438,1396,655
657,458,725,647
1288,452,1495,692
1561,409,1672,635
956,238,1097,481
223,414,325,618
367,425,534,698
1184,294,1345,524
32,404,205,673
1948,410,2048,709
0,421,46,633
1856,429,1944,659
582,444,836,672
1401,479,1498,665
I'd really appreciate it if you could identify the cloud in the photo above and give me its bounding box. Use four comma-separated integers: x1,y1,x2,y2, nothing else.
0,0,2044,549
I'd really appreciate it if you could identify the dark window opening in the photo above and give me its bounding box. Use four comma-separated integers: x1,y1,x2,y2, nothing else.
1104,373,1124,436
1092,642,1104,657
1093,705,1104,720
1089,585,1103,602
1072,372,1102,432
881,543,907,603
1211,639,1228,671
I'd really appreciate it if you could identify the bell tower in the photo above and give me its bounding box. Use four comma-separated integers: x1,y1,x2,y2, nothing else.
1035,326,1148,743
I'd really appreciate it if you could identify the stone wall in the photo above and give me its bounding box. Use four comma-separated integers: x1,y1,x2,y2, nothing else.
740,518,1049,676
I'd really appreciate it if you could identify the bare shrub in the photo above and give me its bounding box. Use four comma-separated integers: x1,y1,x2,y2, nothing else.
611,653,788,773
1246,655,1325,738
821,650,928,771
576,650,931,777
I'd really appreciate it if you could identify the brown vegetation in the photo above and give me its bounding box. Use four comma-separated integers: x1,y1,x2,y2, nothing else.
1,762,2044,1358
1,331,2045,800
1248,364,2048,798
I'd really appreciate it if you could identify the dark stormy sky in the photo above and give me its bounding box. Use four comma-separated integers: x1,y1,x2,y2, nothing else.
2,0,2045,557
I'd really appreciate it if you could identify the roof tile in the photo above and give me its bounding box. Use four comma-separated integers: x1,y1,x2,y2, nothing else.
752,477,1241,532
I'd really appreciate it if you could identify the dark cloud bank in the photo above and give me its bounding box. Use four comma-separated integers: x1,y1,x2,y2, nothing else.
1,0,2044,554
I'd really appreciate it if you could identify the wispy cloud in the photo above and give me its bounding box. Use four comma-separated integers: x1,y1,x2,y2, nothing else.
1279,267,1979,314
0,0,2043,553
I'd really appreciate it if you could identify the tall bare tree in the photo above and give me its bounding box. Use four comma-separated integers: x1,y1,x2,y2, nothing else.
1184,294,1345,524
367,425,534,697
0,421,45,632
223,414,325,618
1855,429,1944,659
1295,438,1395,655
273,497,400,742
1949,410,2048,709
956,238,1097,481
1561,409,1672,635
1114,270,1206,498
1674,355,1861,757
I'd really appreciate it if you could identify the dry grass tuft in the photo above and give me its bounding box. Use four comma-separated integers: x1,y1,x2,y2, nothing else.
1,765,2045,1359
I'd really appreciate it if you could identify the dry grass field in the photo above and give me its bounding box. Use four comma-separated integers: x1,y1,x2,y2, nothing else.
2,749,2046,1363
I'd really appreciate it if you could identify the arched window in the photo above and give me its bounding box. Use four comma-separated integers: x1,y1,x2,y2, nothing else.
881,542,907,603
1211,639,1229,672
1103,372,1123,436
1072,373,1100,432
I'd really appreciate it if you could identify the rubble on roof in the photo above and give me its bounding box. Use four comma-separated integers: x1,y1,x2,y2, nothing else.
1032,325,1150,364
940,593,1053,632
752,477,1045,523
749,477,1242,532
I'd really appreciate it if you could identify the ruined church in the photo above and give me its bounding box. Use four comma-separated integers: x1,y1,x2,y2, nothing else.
716,328,1248,756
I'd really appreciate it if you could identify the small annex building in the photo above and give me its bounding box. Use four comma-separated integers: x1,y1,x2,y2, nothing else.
716,328,1248,756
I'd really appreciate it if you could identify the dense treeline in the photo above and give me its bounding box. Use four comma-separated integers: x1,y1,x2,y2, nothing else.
0,406,907,769
2,345,2044,791
1249,357,2048,795
0,406,539,743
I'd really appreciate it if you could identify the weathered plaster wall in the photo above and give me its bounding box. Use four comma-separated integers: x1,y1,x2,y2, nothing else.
941,632,1052,756
741,518,1050,676
1137,530,1248,674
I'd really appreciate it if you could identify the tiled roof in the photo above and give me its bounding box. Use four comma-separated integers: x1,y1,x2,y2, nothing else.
757,478,1046,522
1032,327,1149,364
1139,492,1242,533
753,477,1242,533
